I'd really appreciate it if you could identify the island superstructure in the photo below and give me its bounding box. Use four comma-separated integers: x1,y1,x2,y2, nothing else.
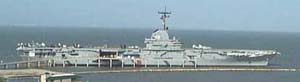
16,7,279,66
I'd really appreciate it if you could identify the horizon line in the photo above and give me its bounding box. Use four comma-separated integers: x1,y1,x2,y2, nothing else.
0,25,299,33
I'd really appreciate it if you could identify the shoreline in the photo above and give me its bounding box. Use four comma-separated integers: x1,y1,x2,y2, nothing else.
0,67,298,81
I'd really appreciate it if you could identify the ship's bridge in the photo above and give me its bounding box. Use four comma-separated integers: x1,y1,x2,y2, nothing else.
144,30,183,50
151,30,170,40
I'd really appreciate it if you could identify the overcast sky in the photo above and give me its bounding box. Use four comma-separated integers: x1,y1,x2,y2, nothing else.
0,0,300,32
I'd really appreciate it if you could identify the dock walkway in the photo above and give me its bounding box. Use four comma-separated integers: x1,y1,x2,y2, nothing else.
0,69,61,78
0,57,120,69
1,58,300,74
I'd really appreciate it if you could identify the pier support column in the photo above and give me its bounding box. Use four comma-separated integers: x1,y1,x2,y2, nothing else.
37,61,41,68
144,59,147,68
62,60,65,68
16,64,19,69
194,61,197,68
98,59,101,68
27,62,31,68
121,59,124,68
53,60,56,67
157,60,160,68
169,59,173,68
182,60,185,68
47,60,51,67
133,60,136,68
75,60,78,68
4,64,8,69
86,59,89,67
109,59,112,68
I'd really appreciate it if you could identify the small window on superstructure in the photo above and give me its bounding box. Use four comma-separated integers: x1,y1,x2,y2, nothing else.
70,53,79,56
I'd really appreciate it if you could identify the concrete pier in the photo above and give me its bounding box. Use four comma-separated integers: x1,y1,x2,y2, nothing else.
0,57,120,69
0,69,79,82
4,57,299,72
0,69,62,78
40,73,79,82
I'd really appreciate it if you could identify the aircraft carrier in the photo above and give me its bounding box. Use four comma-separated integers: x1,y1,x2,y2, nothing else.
16,7,279,66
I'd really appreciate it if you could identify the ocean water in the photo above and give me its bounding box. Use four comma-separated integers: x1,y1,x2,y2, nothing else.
1,27,300,82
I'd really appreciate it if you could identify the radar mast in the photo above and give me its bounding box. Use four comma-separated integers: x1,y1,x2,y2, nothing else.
158,6,171,30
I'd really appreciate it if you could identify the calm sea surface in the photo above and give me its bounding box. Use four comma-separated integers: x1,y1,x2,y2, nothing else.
1,27,300,82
